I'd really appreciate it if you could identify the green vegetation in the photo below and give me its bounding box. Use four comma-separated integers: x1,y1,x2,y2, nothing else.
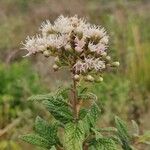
0,0,149,149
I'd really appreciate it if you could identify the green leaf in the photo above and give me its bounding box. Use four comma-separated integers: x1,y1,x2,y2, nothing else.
91,128,103,140
115,116,132,150
35,116,58,145
81,103,101,134
89,138,117,150
28,93,53,101
99,127,117,133
28,93,73,124
43,97,73,124
64,122,85,150
56,87,70,100
20,134,51,149
28,93,69,107
79,108,88,119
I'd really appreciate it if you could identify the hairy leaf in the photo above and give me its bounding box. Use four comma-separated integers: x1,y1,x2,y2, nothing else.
35,116,58,145
43,98,73,124
64,122,85,150
82,103,101,134
56,87,70,100
115,116,132,150
20,134,51,149
89,138,117,150
28,93,73,124
91,128,103,140
28,93,53,101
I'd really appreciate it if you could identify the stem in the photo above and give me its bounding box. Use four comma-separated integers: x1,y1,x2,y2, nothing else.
72,74,78,122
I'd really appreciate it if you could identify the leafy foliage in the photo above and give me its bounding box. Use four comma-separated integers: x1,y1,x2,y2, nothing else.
115,116,133,150
89,138,117,150
20,116,59,149
0,60,47,129
28,92,73,124
35,116,59,145
21,88,150,150
64,122,85,150
81,103,101,135
20,134,51,149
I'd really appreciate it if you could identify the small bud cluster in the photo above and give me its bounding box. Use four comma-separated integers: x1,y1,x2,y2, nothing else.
22,15,119,82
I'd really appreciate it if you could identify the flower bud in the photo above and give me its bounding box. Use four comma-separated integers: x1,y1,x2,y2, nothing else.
86,75,94,82
65,44,72,51
111,61,120,67
95,76,103,83
101,52,107,57
74,74,80,81
98,77,103,82
43,50,51,57
106,56,111,61
53,64,59,71
54,56,60,63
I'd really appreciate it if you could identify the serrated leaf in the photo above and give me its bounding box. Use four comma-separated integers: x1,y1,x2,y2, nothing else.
20,134,51,149
43,98,73,124
115,116,132,150
28,93,53,101
89,138,117,150
56,87,70,100
64,122,85,150
29,93,69,107
81,103,101,134
79,108,88,119
35,116,58,145
91,128,103,140
100,127,117,132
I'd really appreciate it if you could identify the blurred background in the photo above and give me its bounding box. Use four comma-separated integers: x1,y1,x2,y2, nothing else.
0,0,149,149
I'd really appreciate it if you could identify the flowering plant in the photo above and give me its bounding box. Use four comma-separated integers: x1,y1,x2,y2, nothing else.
20,15,150,150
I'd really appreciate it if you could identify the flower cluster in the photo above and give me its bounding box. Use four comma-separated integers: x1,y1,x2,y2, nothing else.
22,15,119,82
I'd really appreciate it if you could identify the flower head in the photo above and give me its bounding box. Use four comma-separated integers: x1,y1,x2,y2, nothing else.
22,15,118,81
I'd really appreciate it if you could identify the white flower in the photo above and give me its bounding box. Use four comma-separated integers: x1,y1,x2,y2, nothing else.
93,59,105,71
96,43,107,54
73,57,105,73
84,58,105,71
74,37,86,52
22,35,49,57
70,16,89,33
73,60,86,73
55,34,69,49
22,36,37,56
88,42,97,52
53,15,73,33
40,20,54,36
21,15,119,78
100,35,109,44
88,42,107,54
84,25,106,38
46,34,69,49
